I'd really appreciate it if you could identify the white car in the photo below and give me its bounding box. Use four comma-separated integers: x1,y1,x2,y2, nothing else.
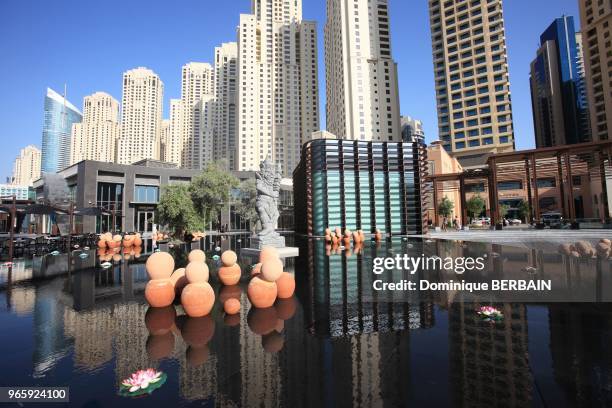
509,219,522,225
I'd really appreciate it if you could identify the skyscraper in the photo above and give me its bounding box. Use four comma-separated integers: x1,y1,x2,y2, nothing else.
177,62,215,169
428,0,515,167
160,119,171,164
325,0,401,142
530,16,591,148
41,87,82,173
401,116,425,144
164,99,183,166
12,145,41,186
70,92,120,165
117,67,163,165
214,42,238,170
237,0,319,176
578,0,612,141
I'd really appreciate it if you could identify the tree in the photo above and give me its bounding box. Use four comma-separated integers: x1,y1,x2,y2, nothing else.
466,195,486,221
499,203,510,220
233,178,259,232
189,161,239,228
517,199,530,222
438,196,454,218
156,184,202,237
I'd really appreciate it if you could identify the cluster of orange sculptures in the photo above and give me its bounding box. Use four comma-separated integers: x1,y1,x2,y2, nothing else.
154,232,169,241
248,247,296,309
558,239,612,259
324,227,383,245
97,232,143,250
190,231,206,241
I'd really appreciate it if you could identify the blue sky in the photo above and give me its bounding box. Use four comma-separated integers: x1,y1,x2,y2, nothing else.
0,0,580,181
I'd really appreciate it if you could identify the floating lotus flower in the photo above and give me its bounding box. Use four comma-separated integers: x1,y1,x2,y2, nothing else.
50,251,60,256
78,253,89,259
523,266,538,274
477,306,503,322
83,246,90,251
119,368,167,397
101,262,112,269
212,255,220,261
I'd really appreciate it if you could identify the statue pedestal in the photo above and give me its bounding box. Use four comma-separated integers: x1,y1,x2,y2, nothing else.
241,234,299,259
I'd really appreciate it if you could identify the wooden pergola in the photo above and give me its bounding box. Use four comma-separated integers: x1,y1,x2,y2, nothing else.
426,140,612,227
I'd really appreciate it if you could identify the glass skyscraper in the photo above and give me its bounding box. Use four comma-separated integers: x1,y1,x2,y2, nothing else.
530,16,591,147
41,87,82,173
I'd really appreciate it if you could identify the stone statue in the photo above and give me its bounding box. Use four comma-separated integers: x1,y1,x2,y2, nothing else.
253,157,285,248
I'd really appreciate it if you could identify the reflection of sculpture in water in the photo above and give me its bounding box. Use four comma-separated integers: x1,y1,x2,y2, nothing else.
254,157,285,248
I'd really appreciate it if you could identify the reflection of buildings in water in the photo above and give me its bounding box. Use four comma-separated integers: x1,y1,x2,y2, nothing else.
176,339,218,402
32,279,72,378
113,302,155,383
10,285,36,315
302,238,434,337
548,304,612,406
63,306,116,369
449,302,532,407
0,259,32,287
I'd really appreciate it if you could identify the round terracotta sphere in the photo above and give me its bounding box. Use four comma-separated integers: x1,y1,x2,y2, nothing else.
181,282,215,317
144,306,177,335
247,306,278,335
133,236,143,247
188,249,206,263
324,228,331,236
596,242,610,257
145,279,175,308
146,332,175,360
276,272,296,299
221,250,238,267
575,240,592,256
181,316,215,348
247,277,278,308
224,298,241,315
123,237,134,248
218,264,241,285
259,247,279,263
261,258,283,282
97,239,107,249
185,261,210,283
170,268,188,294
335,227,342,237
251,263,262,277
275,297,297,320
112,253,122,263
219,285,241,303
113,234,122,242
186,345,209,367
146,252,175,280
600,238,612,247
558,243,572,256
262,331,284,353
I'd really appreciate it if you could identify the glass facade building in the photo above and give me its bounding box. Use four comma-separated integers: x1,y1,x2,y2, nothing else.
294,140,425,236
530,16,591,147
41,88,82,173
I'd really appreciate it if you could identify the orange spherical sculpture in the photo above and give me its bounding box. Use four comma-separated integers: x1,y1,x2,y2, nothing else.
170,268,188,294
218,264,241,285
146,252,175,280
181,282,215,317
276,272,295,299
275,297,297,320
97,239,107,249
144,306,177,335
224,298,241,315
188,249,206,263
133,236,143,247
251,263,262,277
259,247,279,263
335,227,342,237
261,258,283,282
185,261,209,283
221,250,238,267
145,279,175,308
247,277,278,308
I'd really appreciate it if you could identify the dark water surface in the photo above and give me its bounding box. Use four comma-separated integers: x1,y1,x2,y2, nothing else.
0,235,611,407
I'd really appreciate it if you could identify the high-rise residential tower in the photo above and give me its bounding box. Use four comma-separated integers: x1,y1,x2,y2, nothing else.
530,16,591,148
325,0,402,142
177,62,215,169
70,92,120,165
12,145,41,186
214,42,238,170
428,0,515,167
401,116,425,144
237,0,319,176
578,0,612,141
164,99,183,166
41,87,82,173
117,67,163,165
160,119,171,164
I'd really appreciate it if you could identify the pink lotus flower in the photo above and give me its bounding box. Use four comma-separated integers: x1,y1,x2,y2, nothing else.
477,306,503,321
121,369,163,393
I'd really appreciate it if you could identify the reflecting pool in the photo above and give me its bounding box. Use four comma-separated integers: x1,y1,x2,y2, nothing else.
0,235,611,407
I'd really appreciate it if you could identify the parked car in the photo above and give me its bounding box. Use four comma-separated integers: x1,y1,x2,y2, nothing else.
541,212,563,228
509,218,522,226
